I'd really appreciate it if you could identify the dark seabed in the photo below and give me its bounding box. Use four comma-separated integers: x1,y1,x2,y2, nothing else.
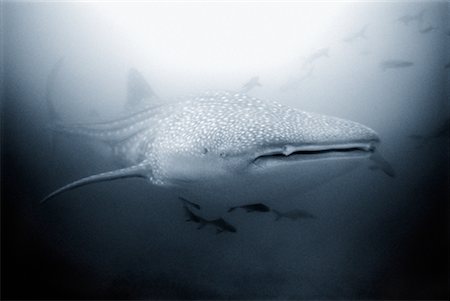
1,1,448,300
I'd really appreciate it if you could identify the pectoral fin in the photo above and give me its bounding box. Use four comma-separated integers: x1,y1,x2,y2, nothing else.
370,151,396,178
41,163,152,203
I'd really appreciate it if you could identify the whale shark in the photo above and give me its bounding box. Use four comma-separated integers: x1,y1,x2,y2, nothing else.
41,61,382,213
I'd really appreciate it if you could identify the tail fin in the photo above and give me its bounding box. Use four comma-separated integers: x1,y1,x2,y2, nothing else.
227,206,237,213
273,209,282,221
40,164,150,204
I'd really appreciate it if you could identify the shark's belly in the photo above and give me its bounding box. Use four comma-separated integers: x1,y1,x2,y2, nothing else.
174,157,366,211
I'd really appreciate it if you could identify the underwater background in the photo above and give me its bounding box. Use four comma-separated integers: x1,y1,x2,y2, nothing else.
2,1,448,299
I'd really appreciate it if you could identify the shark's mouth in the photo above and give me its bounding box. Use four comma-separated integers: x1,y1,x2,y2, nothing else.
253,143,375,165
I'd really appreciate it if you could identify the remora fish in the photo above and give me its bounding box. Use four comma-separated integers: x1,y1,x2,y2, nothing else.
379,60,414,71
41,60,382,210
184,205,236,234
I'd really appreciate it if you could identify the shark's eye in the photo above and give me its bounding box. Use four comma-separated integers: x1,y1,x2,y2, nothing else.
202,148,208,154
220,152,226,158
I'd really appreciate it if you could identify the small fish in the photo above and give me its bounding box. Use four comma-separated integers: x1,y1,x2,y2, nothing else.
228,203,271,213
302,47,329,67
418,24,436,34
444,62,450,70
183,205,236,233
272,209,315,221
239,76,261,93
397,9,426,25
342,24,368,43
380,60,414,71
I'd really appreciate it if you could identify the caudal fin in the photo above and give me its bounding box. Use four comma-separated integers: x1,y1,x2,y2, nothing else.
227,206,237,213
40,164,150,204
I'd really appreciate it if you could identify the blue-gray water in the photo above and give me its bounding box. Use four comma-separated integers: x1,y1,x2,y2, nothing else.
2,1,448,299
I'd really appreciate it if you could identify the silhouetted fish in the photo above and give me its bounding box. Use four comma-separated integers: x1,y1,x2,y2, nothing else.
228,203,271,213
183,205,207,226
343,24,368,43
302,47,329,67
183,205,236,233
239,76,261,93
397,9,426,25
380,60,414,71
209,218,237,234
273,209,315,221
444,62,450,69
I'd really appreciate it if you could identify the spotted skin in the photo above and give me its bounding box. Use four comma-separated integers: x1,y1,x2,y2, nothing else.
42,90,379,202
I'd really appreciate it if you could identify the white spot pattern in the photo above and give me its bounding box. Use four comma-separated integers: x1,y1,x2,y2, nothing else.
55,90,378,184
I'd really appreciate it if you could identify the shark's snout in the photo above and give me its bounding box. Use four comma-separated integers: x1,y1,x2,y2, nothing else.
253,112,380,164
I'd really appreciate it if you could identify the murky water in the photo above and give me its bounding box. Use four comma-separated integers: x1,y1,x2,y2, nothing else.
2,1,448,299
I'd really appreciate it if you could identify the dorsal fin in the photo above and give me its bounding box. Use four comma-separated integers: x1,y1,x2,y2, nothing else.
46,58,65,122
126,68,157,109
40,163,151,203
